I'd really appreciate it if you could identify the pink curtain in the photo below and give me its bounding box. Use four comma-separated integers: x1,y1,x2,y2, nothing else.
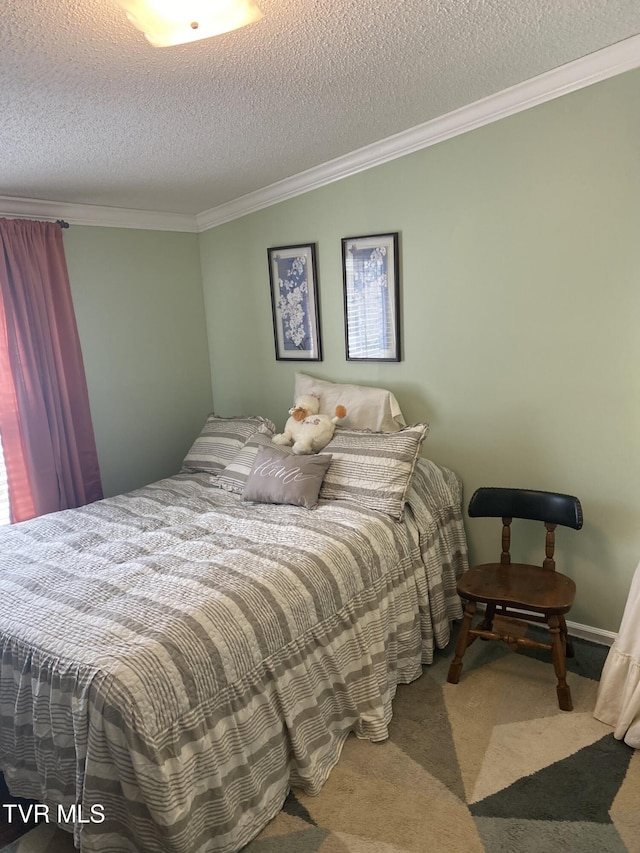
0,219,102,522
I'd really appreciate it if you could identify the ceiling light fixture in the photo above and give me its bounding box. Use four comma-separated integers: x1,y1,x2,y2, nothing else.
114,0,263,47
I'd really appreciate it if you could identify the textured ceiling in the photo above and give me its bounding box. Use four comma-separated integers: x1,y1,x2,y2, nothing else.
1,0,639,215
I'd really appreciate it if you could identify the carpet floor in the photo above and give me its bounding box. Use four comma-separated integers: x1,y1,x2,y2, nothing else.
2,618,637,853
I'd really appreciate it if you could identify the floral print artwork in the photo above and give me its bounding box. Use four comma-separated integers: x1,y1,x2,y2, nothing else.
275,254,312,350
268,244,321,360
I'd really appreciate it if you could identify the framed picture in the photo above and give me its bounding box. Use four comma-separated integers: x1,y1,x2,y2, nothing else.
342,232,400,362
268,243,322,361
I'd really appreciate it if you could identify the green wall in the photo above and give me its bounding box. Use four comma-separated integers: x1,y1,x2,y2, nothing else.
64,226,213,497
199,68,640,634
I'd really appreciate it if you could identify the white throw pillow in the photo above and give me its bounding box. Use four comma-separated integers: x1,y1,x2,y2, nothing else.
295,373,406,432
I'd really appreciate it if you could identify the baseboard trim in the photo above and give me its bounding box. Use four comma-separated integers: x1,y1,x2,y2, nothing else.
472,604,617,646
566,620,616,647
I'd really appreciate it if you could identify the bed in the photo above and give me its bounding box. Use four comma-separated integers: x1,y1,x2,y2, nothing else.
0,408,467,853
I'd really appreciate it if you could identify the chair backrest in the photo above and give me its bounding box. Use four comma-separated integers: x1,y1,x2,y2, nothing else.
468,488,583,529
469,488,582,569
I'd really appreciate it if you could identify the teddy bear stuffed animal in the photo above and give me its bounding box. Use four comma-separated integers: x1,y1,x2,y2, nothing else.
272,394,347,455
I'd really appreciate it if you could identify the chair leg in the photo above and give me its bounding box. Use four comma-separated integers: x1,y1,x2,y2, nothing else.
478,603,496,635
548,614,573,711
447,601,477,684
559,615,574,658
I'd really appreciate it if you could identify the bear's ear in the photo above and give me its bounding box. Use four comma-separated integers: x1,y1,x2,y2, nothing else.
292,408,307,422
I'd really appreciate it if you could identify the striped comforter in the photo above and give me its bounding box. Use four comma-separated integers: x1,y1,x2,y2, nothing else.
0,459,466,852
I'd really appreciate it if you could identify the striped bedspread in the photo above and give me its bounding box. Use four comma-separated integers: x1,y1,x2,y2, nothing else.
0,459,466,852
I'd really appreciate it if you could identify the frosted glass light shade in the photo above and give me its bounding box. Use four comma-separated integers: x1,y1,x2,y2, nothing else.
115,0,263,47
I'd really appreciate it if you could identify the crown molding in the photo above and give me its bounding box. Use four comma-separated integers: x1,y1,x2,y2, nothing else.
3,34,639,234
0,195,198,233
197,33,640,232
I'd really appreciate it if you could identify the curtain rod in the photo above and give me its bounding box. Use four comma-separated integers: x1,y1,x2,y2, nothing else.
0,216,70,228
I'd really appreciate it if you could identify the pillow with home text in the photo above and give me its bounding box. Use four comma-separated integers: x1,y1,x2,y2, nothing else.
242,445,332,509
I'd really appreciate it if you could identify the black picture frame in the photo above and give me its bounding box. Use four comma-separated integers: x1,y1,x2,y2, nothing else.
342,232,400,362
267,243,322,361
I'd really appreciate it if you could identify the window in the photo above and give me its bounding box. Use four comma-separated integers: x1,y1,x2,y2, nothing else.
0,431,9,525
0,218,103,522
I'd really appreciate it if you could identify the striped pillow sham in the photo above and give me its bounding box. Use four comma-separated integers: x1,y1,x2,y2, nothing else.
319,423,429,520
181,415,276,475
216,431,277,494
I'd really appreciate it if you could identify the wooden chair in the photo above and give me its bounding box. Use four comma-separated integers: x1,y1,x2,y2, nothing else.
447,487,583,711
